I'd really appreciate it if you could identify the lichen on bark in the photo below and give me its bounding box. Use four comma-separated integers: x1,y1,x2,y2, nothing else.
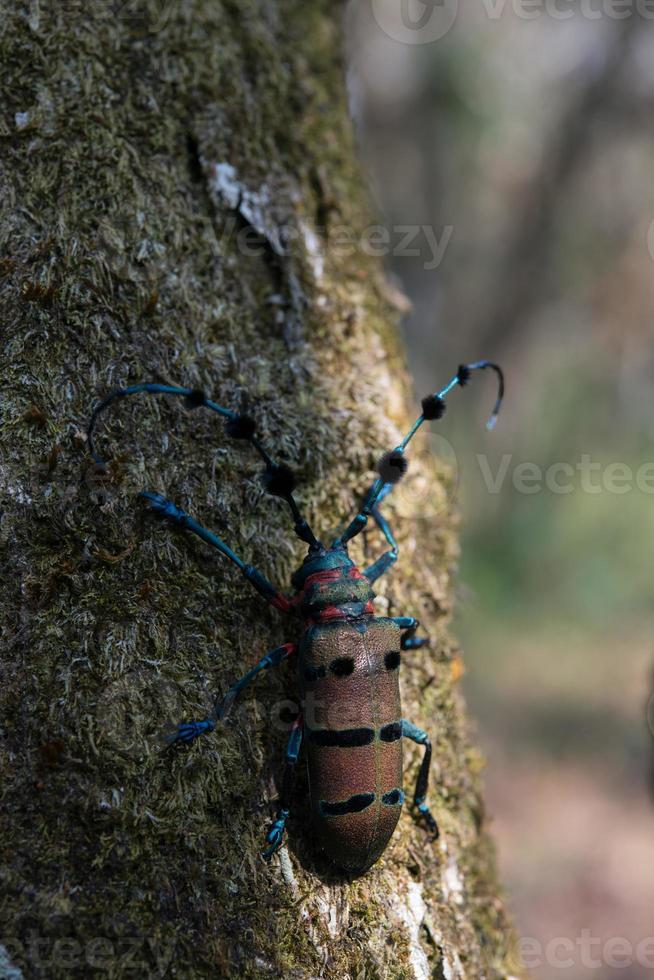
0,2,520,977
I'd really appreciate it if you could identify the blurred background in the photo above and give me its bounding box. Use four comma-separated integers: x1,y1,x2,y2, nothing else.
346,4,654,978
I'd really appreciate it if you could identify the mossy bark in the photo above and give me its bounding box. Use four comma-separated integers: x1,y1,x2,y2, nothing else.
0,2,519,977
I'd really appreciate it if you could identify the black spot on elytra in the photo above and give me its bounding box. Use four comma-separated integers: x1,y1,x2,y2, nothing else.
330,656,355,677
320,793,375,817
380,722,403,743
309,727,375,748
382,789,404,806
384,650,401,671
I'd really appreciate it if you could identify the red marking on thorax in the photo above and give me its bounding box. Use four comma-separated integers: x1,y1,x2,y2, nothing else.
304,568,342,587
313,605,342,622
310,600,375,624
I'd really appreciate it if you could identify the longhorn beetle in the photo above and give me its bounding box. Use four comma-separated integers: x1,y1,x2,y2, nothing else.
87,361,504,874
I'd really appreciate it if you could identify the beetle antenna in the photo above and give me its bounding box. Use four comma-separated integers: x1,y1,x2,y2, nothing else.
405,360,504,445
334,360,504,548
87,383,322,550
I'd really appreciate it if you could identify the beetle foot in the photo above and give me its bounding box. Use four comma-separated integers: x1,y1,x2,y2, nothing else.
140,491,187,524
261,809,290,860
401,635,429,651
165,718,216,747
415,800,440,839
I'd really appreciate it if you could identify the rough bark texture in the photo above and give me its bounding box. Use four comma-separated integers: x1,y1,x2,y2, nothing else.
0,2,519,977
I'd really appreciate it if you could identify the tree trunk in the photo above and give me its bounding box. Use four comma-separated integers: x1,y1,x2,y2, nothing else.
0,2,519,977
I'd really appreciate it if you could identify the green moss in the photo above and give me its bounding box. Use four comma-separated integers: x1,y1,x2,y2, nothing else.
0,1,518,977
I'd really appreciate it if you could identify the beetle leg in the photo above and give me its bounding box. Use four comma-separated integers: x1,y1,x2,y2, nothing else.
140,492,291,612
390,617,429,651
401,720,439,838
262,713,303,860
363,484,400,584
401,624,429,651
165,643,297,747
216,643,297,720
